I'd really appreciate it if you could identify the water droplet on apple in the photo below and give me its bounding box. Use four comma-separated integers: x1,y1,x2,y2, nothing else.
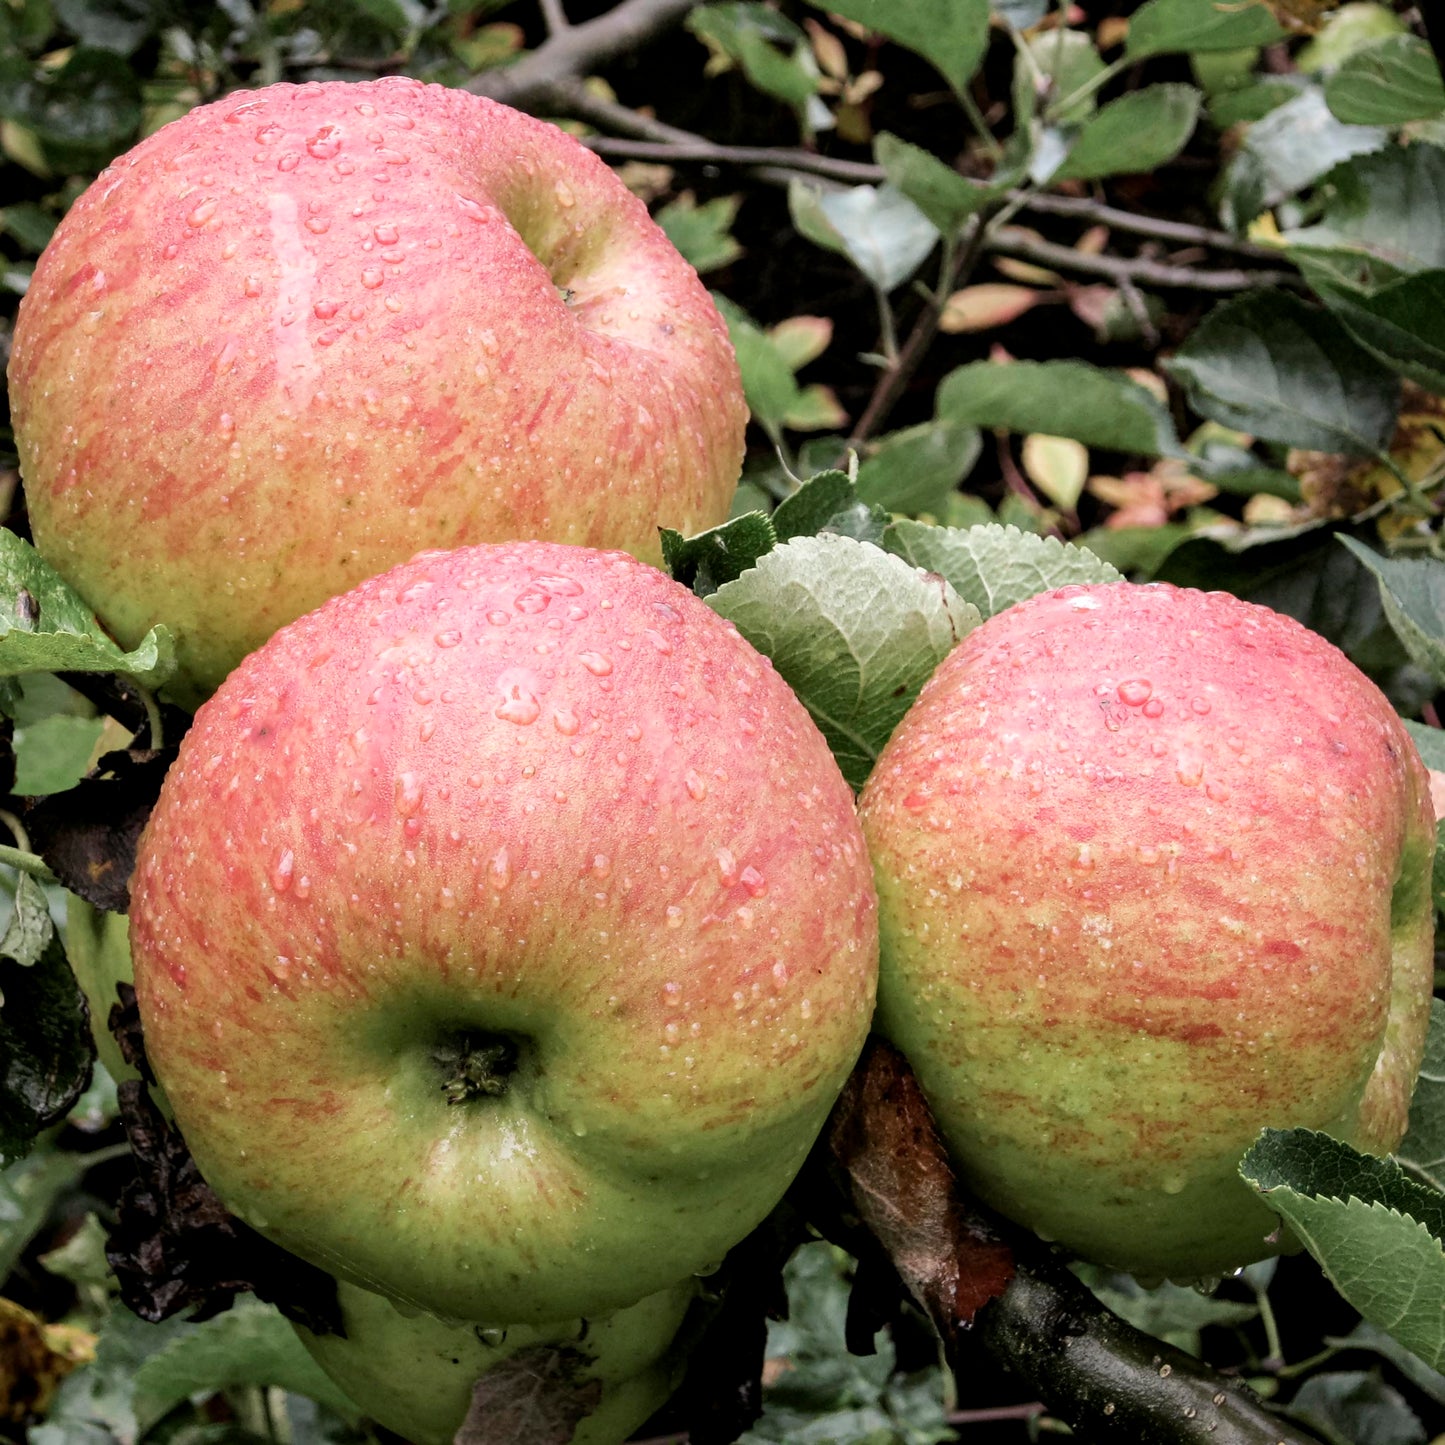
313,299,340,320
495,679,540,726
552,708,579,736
488,848,512,891
740,865,768,898
435,630,462,648
270,849,295,893
186,197,217,228
360,267,384,289
1117,678,1152,707
306,125,342,160
684,769,707,802
254,123,282,144
1175,753,1204,787
277,153,301,172
1143,698,1165,719
514,585,550,614
374,223,399,245
579,651,613,677
716,848,738,886
395,773,423,817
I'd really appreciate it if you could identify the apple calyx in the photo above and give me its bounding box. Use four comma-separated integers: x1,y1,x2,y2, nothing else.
436,1032,521,1105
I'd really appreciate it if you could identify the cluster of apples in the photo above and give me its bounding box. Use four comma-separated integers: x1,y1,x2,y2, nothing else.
9,77,1436,1445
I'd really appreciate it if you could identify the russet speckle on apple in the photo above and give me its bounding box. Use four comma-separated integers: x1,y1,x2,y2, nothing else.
8,77,746,709
859,581,1436,1280
128,542,879,1325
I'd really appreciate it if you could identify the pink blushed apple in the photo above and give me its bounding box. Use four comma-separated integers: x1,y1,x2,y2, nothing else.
8,78,745,707
858,582,1436,1279
129,542,878,1324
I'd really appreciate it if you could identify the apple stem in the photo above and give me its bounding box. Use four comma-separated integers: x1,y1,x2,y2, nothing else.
439,1035,519,1104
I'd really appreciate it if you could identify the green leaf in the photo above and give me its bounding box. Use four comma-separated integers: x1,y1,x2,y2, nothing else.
874,133,1001,237
1337,538,1445,685
1398,998,1445,1192
1240,1129,1445,1371
1312,270,1445,395
1325,37,1445,127
661,512,778,598
1326,1322,1445,1407
1165,292,1399,457
52,0,158,56
1287,1372,1427,1445
1,870,55,970
1079,1270,1257,1355
711,295,802,438
772,471,888,546
1287,146,1445,284
1013,28,1106,126
0,529,177,689
805,0,991,97
0,47,142,171
133,1296,358,1428
856,418,981,515
882,521,1121,619
1298,3,1407,72
707,535,979,789
691,6,820,110
1055,84,1202,181
13,715,106,796
937,359,1178,455
0,201,56,253
0,932,94,1165
0,1148,91,1282
1403,719,1445,772
655,193,744,275
1239,88,1388,209
789,182,939,293
1125,0,1286,59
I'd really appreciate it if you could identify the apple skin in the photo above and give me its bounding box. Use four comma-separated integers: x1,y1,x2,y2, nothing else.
129,541,878,1323
8,77,745,708
294,1277,695,1445
858,582,1436,1280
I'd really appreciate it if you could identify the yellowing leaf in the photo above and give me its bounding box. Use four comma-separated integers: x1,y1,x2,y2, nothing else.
769,315,835,371
993,255,1060,285
785,383,850,432
939,284,1042,334
1021,434,1089,510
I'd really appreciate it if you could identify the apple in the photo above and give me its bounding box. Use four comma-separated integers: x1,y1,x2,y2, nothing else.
294,1277,695,1445
8,77,746,709
858,581,1436,1279
128,541,878,1323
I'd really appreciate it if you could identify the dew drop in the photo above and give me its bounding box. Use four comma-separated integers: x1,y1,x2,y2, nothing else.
395,772,423,817
553,708,580,736
185,197,217,228
374,223,399,245
740,865,768,898
435,630,462,648
270,850,295,893
495,680,541,726
313,299,340,320
277,153,301,172
1143,698,1165,719
716,848,738,886
488,848,512,891
306,125,342,160
579,651,613,677
486,610,509,626
684,769,708,801
360,267,384,289
514,585,551,614
1117,678,1152,707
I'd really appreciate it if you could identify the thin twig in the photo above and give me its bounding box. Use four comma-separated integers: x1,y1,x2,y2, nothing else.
989,227,1302,292
466,0,698,107
949,1402,1048,1425
538,0,572,36
1019,192,1284,259
543,75,699,142
585,133,884,183
850,222,992,447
